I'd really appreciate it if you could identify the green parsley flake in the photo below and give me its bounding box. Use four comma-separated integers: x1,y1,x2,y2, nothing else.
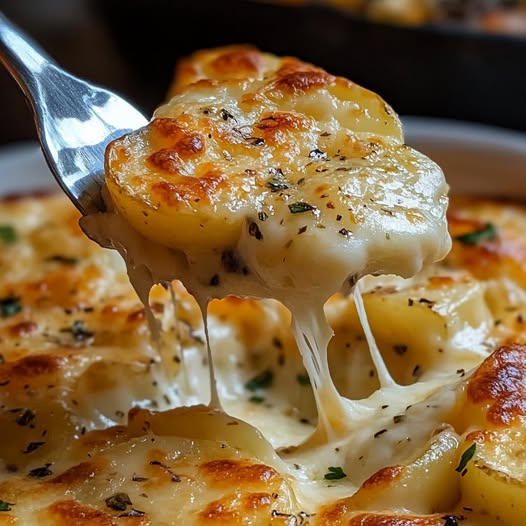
455,443,476,473
0,500,12,512
245,369,274,391
324,466,347,480
288,202,316,214
249,395,265,404
455,223,497,245
0,296,22,318
0,225,17,244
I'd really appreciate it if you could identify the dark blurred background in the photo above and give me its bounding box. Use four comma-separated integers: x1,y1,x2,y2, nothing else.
0,0,525,145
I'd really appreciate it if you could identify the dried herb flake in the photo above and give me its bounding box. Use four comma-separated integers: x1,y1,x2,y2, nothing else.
267,178,288,192
248,222,263,240
105,493,132,511
16,409,35,426
0,500,13,512
28,464,52,478
22,441,45,454
46,255,79,265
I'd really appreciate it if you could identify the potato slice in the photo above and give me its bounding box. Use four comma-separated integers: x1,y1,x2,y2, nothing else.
459,429,526,525
105,50,450,299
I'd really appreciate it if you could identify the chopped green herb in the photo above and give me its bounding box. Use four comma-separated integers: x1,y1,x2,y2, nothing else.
455,443,476,473
249,395,265,404
0,296,22,318
324,466,347,480
455,223,497,245
105,493,132,511
296,373,311,386
0,354,4,364
245,369,274,391
288,202,316,214
0,500,12,512
0,225,17,244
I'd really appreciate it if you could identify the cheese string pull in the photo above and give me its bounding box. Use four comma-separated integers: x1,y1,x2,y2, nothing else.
202,302,222,411
290,301,350,440
168,282,191,398
353,280,398,389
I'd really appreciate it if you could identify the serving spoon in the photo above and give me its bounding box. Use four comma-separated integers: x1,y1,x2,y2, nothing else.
0,12,147,215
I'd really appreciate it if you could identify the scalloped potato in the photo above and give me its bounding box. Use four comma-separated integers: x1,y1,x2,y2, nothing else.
105,49,450,304
3,45,526,526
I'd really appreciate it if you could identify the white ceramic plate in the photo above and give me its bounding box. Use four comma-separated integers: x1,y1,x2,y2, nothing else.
404,117,526,197
0,118,525,197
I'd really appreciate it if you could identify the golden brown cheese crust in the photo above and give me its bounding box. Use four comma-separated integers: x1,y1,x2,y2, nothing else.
447,196,526,288
170,45,282,96
465,344,526,427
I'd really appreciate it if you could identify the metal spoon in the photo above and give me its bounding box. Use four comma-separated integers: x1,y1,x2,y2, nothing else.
0,12,147,214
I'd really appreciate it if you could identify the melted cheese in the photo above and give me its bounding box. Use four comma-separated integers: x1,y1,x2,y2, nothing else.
94,49,450,441
82,45,453,514
2,191,526,524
